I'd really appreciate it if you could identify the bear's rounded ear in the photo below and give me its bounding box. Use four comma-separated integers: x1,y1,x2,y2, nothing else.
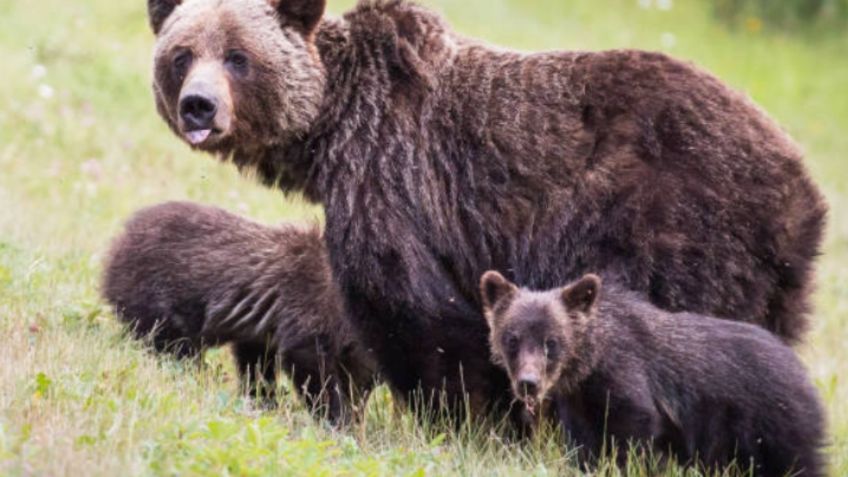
148,0,182,35
480,271,517,316
272,0,327,36
562,274,602,316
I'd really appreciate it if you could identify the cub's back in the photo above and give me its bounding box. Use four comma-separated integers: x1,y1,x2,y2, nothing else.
598,290,825,475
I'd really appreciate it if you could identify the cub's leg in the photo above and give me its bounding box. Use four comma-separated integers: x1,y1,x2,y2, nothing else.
233,340,279,406
282,336,351,425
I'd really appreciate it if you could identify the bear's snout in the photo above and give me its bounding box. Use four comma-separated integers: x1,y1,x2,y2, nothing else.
180,94,218,132
176,61,233,146
517,374,540,398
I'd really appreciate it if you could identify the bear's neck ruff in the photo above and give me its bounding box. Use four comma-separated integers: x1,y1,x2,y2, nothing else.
245,2,456,204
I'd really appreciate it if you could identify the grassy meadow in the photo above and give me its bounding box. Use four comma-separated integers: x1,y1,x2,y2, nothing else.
1,0,846,475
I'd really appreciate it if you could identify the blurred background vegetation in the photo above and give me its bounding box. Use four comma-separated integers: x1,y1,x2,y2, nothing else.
712,0,848,31
1,0,846,475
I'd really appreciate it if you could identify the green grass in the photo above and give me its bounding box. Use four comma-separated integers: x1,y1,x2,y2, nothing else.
1,0,846,475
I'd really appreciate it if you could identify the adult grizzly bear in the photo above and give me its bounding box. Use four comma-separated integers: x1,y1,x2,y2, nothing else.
146,0,826,415
103,201,377,423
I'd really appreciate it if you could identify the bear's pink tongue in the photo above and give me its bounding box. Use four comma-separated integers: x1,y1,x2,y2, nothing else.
186,129,211,145
524,397,537,416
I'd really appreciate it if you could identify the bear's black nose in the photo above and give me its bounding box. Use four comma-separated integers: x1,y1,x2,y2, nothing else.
180,94,218,130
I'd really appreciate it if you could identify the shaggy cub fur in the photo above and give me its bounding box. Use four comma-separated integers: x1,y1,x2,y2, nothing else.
102,201,376,423
481,271,825,476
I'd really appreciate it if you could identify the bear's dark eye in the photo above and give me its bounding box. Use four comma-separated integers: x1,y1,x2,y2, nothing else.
503,333,519,354
545,339,559,356
172,50,193,79
225,50,250,76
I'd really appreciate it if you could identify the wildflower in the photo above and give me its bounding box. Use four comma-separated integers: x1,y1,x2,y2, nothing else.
656,0,673,11
31,64,47,80
80,159,103,181
38,84,54,100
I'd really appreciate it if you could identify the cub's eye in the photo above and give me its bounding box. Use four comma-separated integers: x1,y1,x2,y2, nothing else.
172,50,193,78
545,339,559,355
503,334,519,354
225,50,249,75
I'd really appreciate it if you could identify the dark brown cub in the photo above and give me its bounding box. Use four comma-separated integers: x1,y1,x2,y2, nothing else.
102,201,377,424
481,271,826,476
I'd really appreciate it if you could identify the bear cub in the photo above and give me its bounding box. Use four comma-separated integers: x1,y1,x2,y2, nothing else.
102,201,376,424
480,271,825,476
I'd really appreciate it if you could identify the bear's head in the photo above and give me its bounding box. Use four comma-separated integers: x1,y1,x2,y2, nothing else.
480,271,601,412
148,0,327,175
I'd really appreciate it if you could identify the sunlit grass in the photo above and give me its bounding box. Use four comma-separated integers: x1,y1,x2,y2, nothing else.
1,0,846,475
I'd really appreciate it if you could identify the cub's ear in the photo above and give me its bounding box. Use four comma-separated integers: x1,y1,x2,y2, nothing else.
562,274,601,315
272,0,326,36
148,0,181,35
480,271,517,321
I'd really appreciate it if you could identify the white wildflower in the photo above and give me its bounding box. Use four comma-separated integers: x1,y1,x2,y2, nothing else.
660,32,677,49
656,0,673,11
80,159,103,181
31,64,47,80
38,84,54,100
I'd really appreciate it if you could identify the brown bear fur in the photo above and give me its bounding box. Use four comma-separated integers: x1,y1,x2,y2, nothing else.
146,0,826,416
101,201,377,423
481,271,826,476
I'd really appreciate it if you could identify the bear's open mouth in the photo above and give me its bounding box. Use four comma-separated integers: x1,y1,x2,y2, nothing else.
184,128,223,146
185,129,212,145
523,396,538,416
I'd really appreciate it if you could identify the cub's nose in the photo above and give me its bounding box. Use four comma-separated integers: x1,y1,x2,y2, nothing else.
517,375,539,397
179,94,218,130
